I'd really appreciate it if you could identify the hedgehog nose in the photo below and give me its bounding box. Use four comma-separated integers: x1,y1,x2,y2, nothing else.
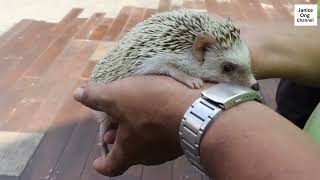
251,83,260,91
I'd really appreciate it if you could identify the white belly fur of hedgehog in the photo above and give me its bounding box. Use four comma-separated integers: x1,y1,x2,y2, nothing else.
90,10,254,157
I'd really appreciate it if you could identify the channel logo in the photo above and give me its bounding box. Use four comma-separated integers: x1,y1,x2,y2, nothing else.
294,4,317,26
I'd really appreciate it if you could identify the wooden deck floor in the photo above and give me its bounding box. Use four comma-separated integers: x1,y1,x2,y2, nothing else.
0,0,316,179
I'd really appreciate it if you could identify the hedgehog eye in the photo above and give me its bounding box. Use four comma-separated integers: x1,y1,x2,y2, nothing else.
222,62,235,73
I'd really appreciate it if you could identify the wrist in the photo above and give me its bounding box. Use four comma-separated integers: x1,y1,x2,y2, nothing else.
173,88,202,149
199,101,263,176
179,84,263,175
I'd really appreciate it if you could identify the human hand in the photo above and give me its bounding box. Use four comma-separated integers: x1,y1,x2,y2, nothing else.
236,22,274,80
238,21,320,86
73,76,207,176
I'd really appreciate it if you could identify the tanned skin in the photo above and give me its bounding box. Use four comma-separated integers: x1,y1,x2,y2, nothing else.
73,22,320,179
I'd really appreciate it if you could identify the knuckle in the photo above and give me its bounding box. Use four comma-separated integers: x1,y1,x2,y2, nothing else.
99,93,113,107
83,84,115,111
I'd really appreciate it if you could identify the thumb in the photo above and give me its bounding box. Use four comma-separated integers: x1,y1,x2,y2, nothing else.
73,83,114,112
93,144,129,177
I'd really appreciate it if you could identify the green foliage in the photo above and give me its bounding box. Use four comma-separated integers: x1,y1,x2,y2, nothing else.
318,0,320,17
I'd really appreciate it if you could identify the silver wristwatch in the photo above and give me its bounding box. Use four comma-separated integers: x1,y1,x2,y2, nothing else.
179,83,264,175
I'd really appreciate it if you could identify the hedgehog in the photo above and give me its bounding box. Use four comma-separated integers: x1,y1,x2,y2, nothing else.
90,10,259,157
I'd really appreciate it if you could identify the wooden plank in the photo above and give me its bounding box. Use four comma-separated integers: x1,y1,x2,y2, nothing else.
0,21,54,64
0,21,56,91
206,0,242,17
236,0,265,22
182,1,193,9
116,6,142,41
80,136,110,180
2,93,41,131
75,13,106,39
0,40,98,132
270,0,293,20
0,75,39,130
0,19,33,49
141,8,151,22
280,0,297,18
81,61,97,80
195,0,207,10
23,18,87,78
89,41,115,62
158,0,172,12
213,2,238,18
11,9,84,79
19,80,91,180
53,8,84,31
183,0,207,10
24,40,98,132
258,0,281,21
0,21,55,64
0,21,56,128
248,0,270,21
202,175,210,180
119,7,145,38
103,7,133,41
142,9,158,20
89,18,113,40
125,7,145,31
49,113,98,180
205,0,219,15
141,162,172,180
170,3,181,10
229,0,249,21
172,156,202,180
110,165,143,180
0,176,18,180
83,144,144,180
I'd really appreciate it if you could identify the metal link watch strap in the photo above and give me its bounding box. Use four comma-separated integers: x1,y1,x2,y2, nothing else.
179,83,263,176
179,97,223,175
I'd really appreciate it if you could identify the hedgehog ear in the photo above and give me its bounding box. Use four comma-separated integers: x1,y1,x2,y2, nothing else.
192,32,216,63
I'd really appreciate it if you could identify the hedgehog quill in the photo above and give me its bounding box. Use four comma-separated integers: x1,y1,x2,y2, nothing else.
90,10,259,157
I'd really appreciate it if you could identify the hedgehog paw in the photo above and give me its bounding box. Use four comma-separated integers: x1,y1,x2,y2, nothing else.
185,77,204,89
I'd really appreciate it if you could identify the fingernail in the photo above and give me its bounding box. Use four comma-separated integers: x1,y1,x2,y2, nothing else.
74,87,84,101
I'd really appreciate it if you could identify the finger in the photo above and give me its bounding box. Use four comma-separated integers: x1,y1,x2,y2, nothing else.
104,129,118,144
93,144,129,177
73,83,114,112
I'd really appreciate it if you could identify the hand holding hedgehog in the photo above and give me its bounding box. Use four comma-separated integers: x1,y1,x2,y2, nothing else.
90,11,259,157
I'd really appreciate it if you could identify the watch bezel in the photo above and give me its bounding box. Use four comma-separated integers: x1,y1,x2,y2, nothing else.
202,83,264,109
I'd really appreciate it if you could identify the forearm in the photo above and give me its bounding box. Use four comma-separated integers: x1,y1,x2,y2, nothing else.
75,76,320,177
200,101,320,180
243,22,320,86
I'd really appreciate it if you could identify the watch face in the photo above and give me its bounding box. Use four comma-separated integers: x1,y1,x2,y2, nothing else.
202,83,264,109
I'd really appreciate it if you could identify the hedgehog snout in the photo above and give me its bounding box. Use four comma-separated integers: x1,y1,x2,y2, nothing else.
251,83,260,91
248,76,259,91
